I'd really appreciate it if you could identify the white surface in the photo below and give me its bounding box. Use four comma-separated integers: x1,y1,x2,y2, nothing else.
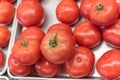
7,0,114,80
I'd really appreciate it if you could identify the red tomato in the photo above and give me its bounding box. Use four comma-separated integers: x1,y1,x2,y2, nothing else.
96,49,120,80
0,26,10,47
47,23,72,34
1,0,16,3
8,55,33,76
73,20,102,48
40,30,75,64
64,46,95,78
89,0,118,27
103,19,120,48
56,0,80,25
22,0,39,2
35,58,61,77
12,39,41,65
0,50,4,67
0,1,14,24
80,0,94,19
20,27,45,43
17,1,44,27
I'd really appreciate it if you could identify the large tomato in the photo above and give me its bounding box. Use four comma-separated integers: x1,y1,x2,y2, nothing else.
40,30,75,64
0,1,14,24
1,0,16,3
8,55,33,76
12,39,41,65
47,23,72,34
64,46,95,78
0,26,10,47
96,49,120,80
35,58,61,77
0,50,4,67
103,19,120,48
17,1,44,27
56,0,80,25
89,0,118,27
20,27,45,43
73,20,102,48
80,0,94,19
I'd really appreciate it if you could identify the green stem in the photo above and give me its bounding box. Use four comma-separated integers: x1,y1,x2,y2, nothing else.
96,4,104,11
49,33,57,47
21,41,28,47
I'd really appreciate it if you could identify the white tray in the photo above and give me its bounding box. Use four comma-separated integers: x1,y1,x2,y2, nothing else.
7,0,113,80
0,76,9,80
0,1,19,76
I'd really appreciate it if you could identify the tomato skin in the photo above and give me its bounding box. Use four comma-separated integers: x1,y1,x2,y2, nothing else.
35,58,61,77
20,27,45,43
89,0,118,27
116,0,120,17
64,46,95,78
17,1,44,27
80,0,94,19
103,19,120,48
1,0,16,3
40,30,75,64
73,20,102,48
0,1,14,24
12,39,41,65
56,0,80,25
8,55,33,76
96,49,120,80
47,23,72,34
0,50,4,67
22,0,39,2
0,26,10,47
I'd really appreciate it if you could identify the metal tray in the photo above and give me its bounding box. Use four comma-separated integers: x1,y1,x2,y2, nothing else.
0,1,19,76
7,0,113,80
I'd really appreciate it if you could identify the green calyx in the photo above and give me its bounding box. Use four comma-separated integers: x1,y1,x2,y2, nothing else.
21,41,28,47
49,33,57,47
96,4,104,11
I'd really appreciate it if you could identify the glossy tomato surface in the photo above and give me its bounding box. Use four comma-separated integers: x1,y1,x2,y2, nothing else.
1,0,16,3
0,50,4,67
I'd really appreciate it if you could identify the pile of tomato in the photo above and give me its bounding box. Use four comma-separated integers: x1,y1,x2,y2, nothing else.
4,0,120,80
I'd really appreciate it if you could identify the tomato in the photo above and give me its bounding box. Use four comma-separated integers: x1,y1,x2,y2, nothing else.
20,27,45,43
0,1,14,24
47,23,72,34
80,0,94,19
22,0,39,2
12,39,41,65
56,0,80,25
73,20,102,48
103,19,120,48
0,26,10,47
0,50,4,67
17,1,44,27
64,46,95,78
96,49,120,80
40,30,75,64
8,55,33,76
1,0,16,3
35,58,61,77
89,0,118,27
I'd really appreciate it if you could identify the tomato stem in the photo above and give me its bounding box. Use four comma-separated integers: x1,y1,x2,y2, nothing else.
21,41,28,47
49,33,57,47
96,4,104,10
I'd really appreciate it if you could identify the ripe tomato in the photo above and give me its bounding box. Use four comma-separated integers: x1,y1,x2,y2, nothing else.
0,50,4,67
0,1,14,24
64,46,95,78
12,39,41,65
0,26,10,47
1,0,16,3
103,19,120,48
80,0,94,19
22,0,39,2
8,55,33,76
17,1,44,27
20,27,45,43
89,0,118,27
35,58,61,77
73,20,102,48
40,30,75,64
96,49,120,80
47,23,72,34
56,0,80,25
